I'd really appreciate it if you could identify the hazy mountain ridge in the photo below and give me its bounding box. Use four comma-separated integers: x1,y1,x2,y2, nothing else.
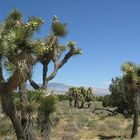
27,82,109,96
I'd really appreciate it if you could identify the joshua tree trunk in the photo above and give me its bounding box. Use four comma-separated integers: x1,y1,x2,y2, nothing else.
29,79,40,90
19,82,28,128
43,64,48,87
69,98,72,107
41,117,51,140
80,101,85,108
74,100,77,107
24,119,36,140
1,88,25,140
131,90,139,138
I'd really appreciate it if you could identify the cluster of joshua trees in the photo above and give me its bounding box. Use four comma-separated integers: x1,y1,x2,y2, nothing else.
67,87,94,108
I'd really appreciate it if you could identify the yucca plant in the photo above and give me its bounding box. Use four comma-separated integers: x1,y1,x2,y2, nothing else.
22,98,38,140
37,95,57,140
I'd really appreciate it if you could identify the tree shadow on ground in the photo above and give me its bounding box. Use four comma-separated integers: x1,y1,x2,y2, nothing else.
98,134,122,140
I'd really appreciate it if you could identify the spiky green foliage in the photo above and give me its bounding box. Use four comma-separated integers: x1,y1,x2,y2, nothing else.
0,9,44,86
3,9,22,31
51,15,67,37
38,95,57,116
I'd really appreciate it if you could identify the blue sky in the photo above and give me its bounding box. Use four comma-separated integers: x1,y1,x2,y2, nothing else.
1,0,140,88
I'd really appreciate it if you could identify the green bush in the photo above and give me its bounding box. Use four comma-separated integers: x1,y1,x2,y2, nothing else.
102,95,112,107
0,116,13,136
87,120,96,128
57,94,69,101
109,77,134,116
50,112,60,126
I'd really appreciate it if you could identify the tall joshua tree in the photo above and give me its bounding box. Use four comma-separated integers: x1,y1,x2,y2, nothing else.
121,62,140,138
0,9,44,139
29,16,82,90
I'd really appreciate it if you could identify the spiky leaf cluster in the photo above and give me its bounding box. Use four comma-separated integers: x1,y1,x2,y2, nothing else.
38,95,57,117
121,62,140,88
51,16,68,37
0,9,44,83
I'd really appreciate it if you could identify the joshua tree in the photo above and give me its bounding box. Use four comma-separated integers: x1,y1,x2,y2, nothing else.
73,88,80,108
121,62,140,138
67,87,74,107
0,9,43,139
85,87,93,108
29,16,82,90
79,87,86,108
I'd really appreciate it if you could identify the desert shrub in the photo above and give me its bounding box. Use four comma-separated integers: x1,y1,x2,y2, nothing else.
87,120,96,128
76,115,89,127
95,95,112,107
50,112,60,126
0,116,13,136
57,94,69,101
109,77,134,116
95,96,104,102
102,95,112,107
26,90,44,102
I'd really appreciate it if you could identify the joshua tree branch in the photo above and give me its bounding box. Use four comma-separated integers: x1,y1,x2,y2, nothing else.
6,69,22,92
43,64,48,85
0,58,4,84
29,78,40,90
45,61,58,85
0,57,4,95
58,48,74,69
92,108,117,115
45,47,80,86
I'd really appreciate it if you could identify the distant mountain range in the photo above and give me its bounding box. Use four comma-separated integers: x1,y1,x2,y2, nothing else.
27,82,109,96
